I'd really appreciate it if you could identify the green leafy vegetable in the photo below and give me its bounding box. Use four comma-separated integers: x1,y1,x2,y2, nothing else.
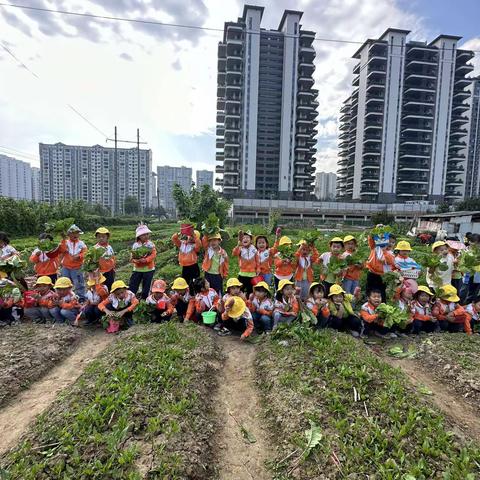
303,420,323,459
44,217,75,237
458,248,480,274
277,244,296,261
132,300,156,324
303,231,320,246
0,255,26,277
36,238,57,252
383,271,403,301
324,255,347,284
83,247,106,272
370,225,393,236
132,245,153,259
377,303,410,329
201,213,220,236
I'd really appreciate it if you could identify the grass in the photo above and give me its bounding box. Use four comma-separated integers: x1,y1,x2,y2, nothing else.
0,323,222,479
255,325,480,479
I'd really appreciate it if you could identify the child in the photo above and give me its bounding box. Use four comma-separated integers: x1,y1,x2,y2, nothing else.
77,274,109,326
171,228,201,289
220,296,254,339
201,233,229,296
146,279,174,323
273,237,296,291
94,227,116,291
0,232,18,260
411,285,437,334
220,277,247,313
191,277,220,324
129,224,157,300
29,233,61,283
432,285,469,333
446,240,464,294
366,231,396,303
98,280,139,333
394,241,421,291
327,284,362,335
273,279,299,329
294,240,319,300
341,235,362,294
49,277,80,325
360,289,397,338
320,237,344,294
248,280,274,333
23,276,56,323
464,295,480,335
232,230,258,297
170,277,195,322
426,241,454,292
58,224,87,302
305,282,329,328
0,278,23,326
256,235,274,286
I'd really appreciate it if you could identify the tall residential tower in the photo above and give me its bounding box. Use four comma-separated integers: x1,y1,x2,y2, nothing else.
465,77,480,198
215,5,318,200
336,29,474,203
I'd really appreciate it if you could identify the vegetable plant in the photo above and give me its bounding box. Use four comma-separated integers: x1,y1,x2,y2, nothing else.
376,303,410,329
83,246,107,272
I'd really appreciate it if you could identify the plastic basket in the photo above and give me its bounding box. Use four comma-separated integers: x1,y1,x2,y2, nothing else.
202,311,217,325
401,269,420,279
180,224,194,236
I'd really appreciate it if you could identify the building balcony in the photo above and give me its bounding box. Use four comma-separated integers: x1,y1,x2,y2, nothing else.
405,72,436,81
456,63,474,73
215,178,223,186
217,99,225,110
216,112,225,123
215,166,224,174
455,78,470,86
216,152,224,162
404,86,436,94
216,125,224,136
399,153,430,159
398,164,429,171
452,103,470,112
450,128,468,136
216,139,224,149
447,165,465,174
403,114,433,120
406,58,438,67
451,115,469,124
366,80,386,90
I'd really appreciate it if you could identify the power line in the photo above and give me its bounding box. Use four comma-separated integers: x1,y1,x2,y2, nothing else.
2,2,479,52
0,144,38,161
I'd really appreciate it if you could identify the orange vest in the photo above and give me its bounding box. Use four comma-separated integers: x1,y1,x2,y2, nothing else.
172,233,201,267
232,245,258,273
29,249,61,276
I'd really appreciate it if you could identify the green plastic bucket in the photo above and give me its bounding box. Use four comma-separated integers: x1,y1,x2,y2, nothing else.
202,311,217,325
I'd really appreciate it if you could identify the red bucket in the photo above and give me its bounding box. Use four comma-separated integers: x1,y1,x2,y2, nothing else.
180,224,194,236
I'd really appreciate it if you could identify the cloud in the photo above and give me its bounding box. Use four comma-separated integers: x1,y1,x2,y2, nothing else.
172,58,181,70
461,37,480,76
120,52,133,61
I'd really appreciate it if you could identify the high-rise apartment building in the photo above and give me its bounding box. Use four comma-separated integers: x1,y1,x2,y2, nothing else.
196,169,214,189
314,171,337,200
336,29,474,203
31,166,41,201
39,143,152,212
215,5,318,200
157,166,192,214
0,154,34,200
465,77,480,198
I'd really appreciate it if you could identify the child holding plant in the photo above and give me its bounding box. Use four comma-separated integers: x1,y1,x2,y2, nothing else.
0,278,23,326
220,277,247,312
326,284,362,336
360,290,397,338
273,236,296,291
145,279,174,323
232,230,258,297
49,277,80,324
305,282,329,328
294,239,319,300
191,277,220,324
248,281,274,333
273,279,299,329
220,296,254,339
201,233,228,295
319,237,345,294
29,233,61,282
426,241,454,292
77,274,109,326
23,276,56,323
432,285,469,333
94,227,116,291
341,235,362,295
170,277,195,322
0,232,18,261
129,224,157,300
394,241,421,290
171,226,202,289
411,285,437,334
464,295,480,334
98,280,139,333
58,225,87,302
256,234,276,286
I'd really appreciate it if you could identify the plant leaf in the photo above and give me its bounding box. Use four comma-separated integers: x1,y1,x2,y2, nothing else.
240,425,257,444
303,420,322,458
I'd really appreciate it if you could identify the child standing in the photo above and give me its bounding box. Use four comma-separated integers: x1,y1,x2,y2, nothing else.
464,295,480,335
273,279,299,329
273,237,296,291
146,279,174,323
58,225,87,302
327,284,362,336
394,241,421,291
192,277,220,324
248,281,274,333
411,285,437,334
320,237,344,295
360,289,397,338
232,230,258,297
29,233,61,283
50,277,80,324
255,235,274,286
23,276,56,323
98,280,139,333
170,277,195,322
294,240,319,300
305,282,329,328
129,224,157,300
78,274,109,326
220,296,254,340
201,233,229,296
432,285,469,333
341,235,362,295
172,228,202,288
426,241,454,292
94,227,116,291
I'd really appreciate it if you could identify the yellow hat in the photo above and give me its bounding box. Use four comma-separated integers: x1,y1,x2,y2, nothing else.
172,277,189,290
330,237,344,244
95,227,110,235
432,241,447,252
111,280,128,292
87,274,106,287
35,276,53,286
416,285,434,296
208,233,222,241
54,277,73,289
227,296,246,318
253,281,270,293
309,281,322,292
0,271,7,280
194,230,200,239
328,284,346,296
297,239,307,246
278,279,295,291
278,236,292,246
438,284,460,302
226,277,243,289
396,240,412,251
343,235,356,243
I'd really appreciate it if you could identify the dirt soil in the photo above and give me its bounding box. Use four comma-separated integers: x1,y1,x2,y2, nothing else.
0,330,114,455
0,324,84,407
214,336,271,480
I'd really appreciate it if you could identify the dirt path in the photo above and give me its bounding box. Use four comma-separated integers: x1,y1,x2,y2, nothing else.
381,354,480,442
214,337,271,480
0,332,114,455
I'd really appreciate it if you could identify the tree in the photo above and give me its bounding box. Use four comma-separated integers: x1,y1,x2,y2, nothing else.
124,196,140,215
370,211,395,226
454,197,480,212
436,202,450,213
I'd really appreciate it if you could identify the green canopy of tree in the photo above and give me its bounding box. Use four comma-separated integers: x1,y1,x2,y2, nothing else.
455,197,480,212
124,196,141,215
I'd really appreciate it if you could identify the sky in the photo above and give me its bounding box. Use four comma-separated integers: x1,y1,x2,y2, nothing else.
0,0,479,178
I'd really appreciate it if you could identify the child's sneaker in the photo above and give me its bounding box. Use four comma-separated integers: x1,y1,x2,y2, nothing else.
217,327,231,336
213,323,222,331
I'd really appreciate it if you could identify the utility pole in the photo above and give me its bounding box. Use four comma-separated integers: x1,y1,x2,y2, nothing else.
114,126,118,215
137,128,142,214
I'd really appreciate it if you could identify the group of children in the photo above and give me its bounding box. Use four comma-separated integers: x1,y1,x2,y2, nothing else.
1,223,479,338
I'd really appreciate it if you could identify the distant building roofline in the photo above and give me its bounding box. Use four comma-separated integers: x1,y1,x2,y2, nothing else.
429,34,462,46
242,4,264,21
278,9,303,31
